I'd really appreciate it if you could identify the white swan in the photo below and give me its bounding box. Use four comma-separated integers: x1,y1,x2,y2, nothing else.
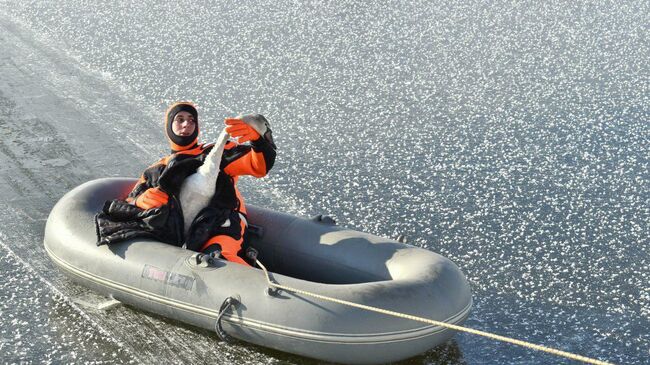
178,128,230,235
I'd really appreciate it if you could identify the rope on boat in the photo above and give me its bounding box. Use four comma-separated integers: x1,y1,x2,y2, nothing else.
254,259,613,365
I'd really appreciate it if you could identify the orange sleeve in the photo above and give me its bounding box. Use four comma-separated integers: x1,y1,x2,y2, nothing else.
126,156,168,202
222,138,276,178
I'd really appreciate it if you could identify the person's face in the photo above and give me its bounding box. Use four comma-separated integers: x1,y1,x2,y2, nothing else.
172,111,196,136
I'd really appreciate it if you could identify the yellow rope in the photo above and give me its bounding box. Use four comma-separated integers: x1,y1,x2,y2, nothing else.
255,259,613,365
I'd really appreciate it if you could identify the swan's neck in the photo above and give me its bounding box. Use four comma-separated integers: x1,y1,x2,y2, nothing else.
197,130,229,180
179,129,230,235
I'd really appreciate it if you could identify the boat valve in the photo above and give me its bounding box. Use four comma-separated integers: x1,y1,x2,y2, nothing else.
311,214,336,225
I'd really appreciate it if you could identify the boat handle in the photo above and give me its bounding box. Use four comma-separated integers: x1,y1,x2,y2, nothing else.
214,295,240,341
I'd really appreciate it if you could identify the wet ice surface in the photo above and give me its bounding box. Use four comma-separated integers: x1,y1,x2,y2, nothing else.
1,0,649,364
0,240,134,365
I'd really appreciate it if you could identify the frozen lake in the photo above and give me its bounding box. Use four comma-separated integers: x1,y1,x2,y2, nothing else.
0,1,648,364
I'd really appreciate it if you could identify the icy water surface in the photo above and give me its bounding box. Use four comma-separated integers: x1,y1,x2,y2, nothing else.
0,0,648,364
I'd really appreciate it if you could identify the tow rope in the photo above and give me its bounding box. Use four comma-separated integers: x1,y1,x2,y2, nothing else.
254,259,613,365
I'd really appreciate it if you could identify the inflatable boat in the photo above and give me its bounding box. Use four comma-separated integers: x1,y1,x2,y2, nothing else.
44,178,472,364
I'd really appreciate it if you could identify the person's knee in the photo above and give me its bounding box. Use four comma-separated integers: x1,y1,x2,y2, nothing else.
221,250,250,266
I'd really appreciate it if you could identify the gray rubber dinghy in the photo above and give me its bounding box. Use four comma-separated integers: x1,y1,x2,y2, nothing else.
44,178,472,364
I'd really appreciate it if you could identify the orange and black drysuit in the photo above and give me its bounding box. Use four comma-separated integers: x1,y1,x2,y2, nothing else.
95,102,276,266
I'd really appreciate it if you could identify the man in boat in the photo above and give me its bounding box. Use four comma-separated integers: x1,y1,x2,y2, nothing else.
95,102,276,266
